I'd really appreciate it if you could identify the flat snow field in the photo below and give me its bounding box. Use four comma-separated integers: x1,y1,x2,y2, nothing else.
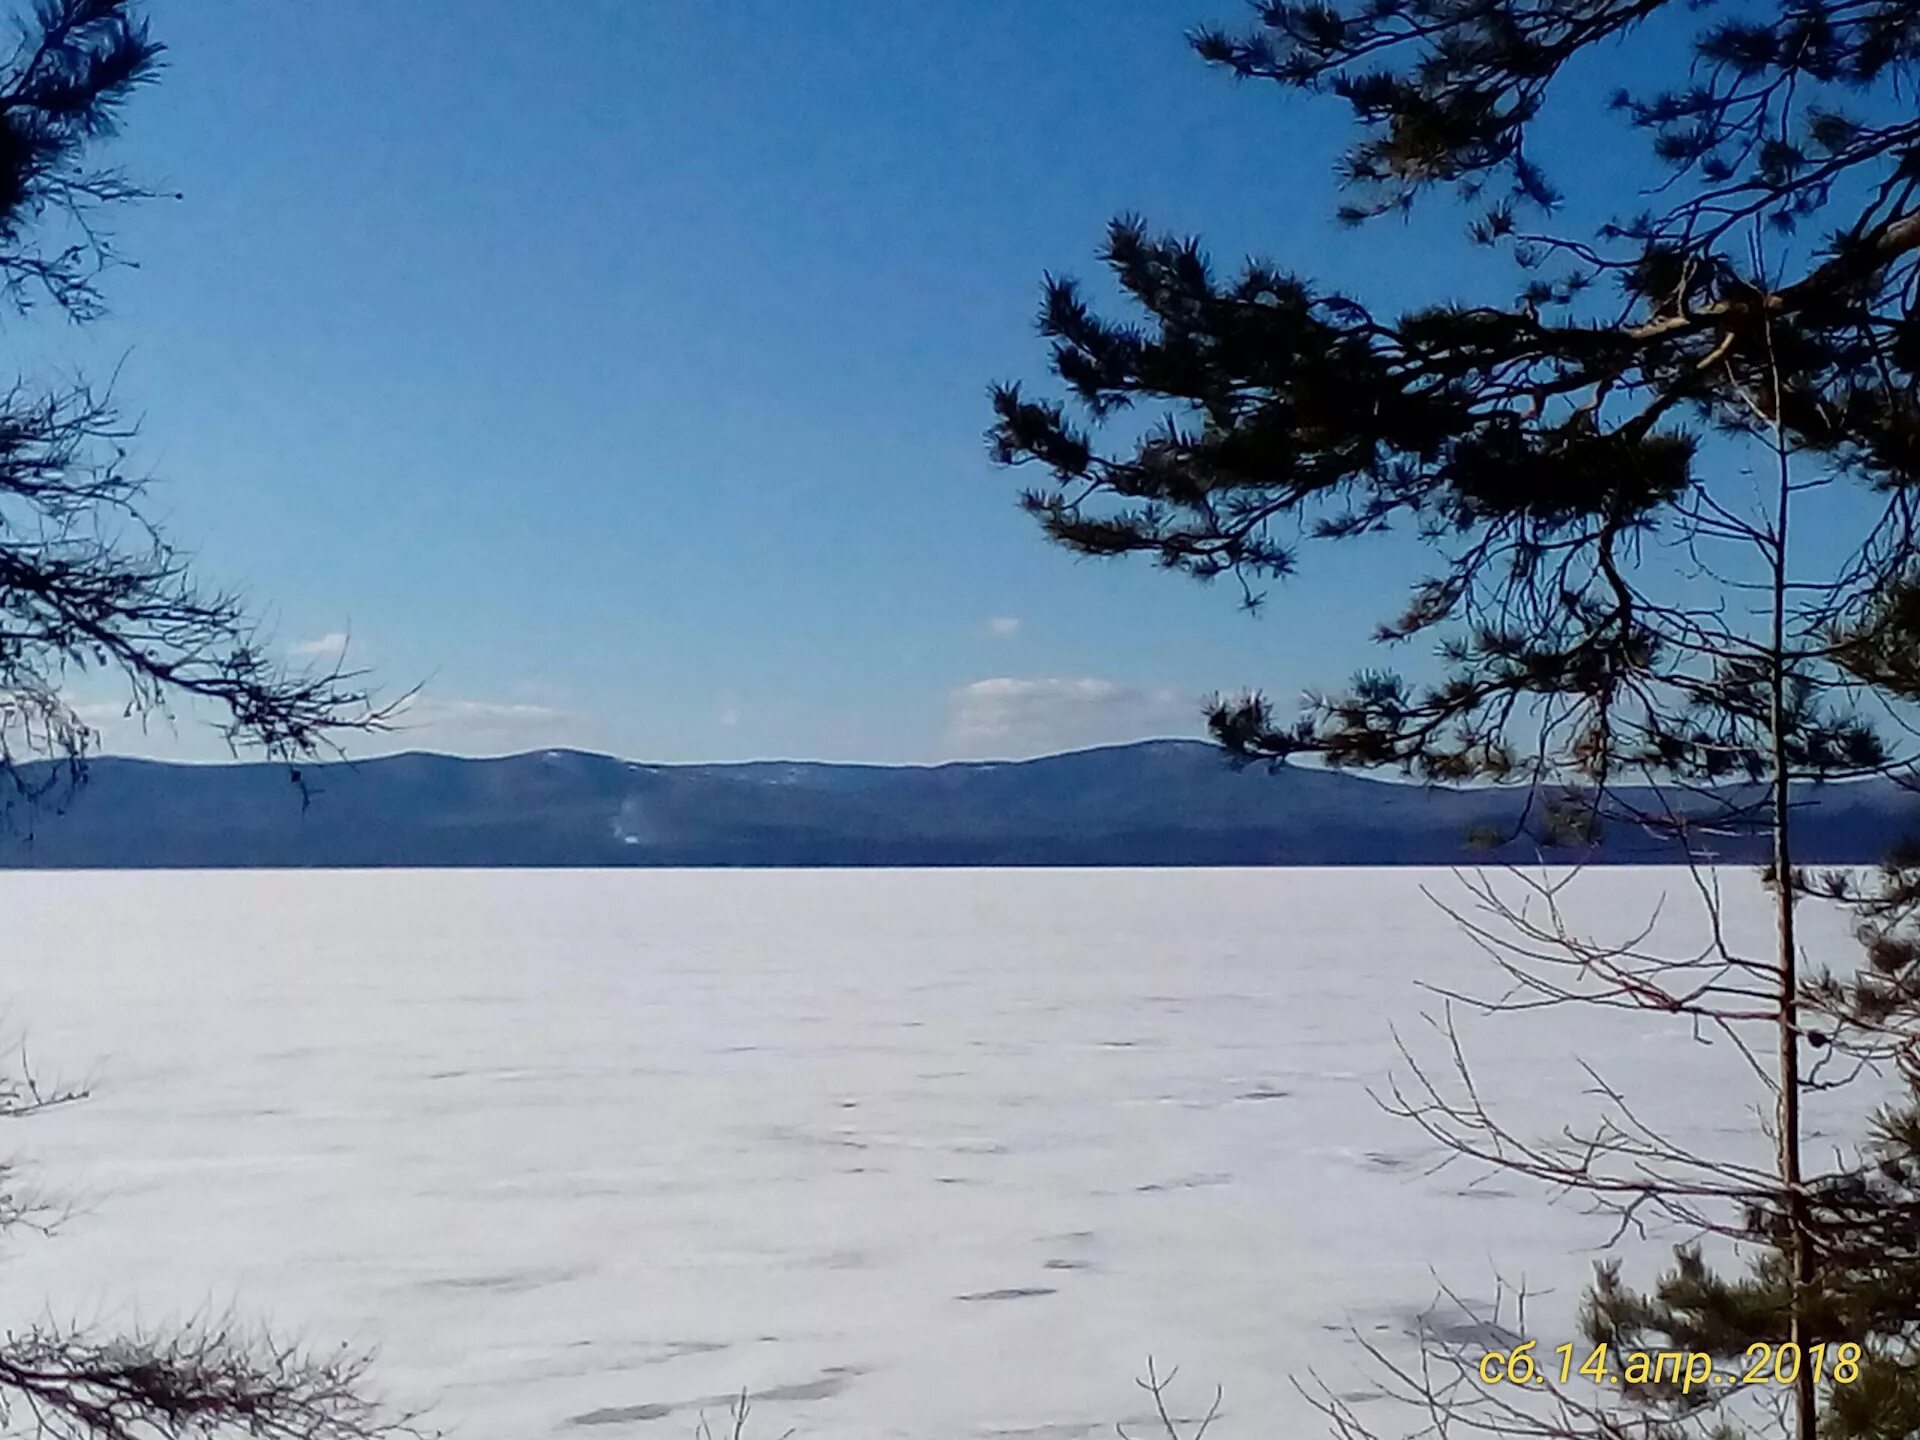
0,868,1873,1439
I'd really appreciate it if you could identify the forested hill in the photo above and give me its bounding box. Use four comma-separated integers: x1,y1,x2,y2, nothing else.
0,739,1903,869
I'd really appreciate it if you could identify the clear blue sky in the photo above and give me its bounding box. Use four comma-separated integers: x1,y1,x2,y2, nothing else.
36,1,1697,763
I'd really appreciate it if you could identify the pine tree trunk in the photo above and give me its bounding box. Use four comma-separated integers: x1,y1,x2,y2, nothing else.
1773,749,1813,1440
1769,424,1815,1440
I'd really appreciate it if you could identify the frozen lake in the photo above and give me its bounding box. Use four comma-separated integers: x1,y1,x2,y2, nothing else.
0,868,1870,1439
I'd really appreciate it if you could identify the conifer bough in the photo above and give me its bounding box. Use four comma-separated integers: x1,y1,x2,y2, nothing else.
992,4,1920,1440
0,5,403,1440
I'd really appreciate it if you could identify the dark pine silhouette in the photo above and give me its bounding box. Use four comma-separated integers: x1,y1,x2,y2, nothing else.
0,5,401,1439
990,2,1920,1437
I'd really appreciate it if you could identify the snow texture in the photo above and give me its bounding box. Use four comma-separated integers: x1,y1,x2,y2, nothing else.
0,868,1873,1439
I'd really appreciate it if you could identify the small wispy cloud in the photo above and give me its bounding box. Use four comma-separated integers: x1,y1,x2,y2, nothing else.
385,694,593,755
70,700,133,726
945,676,1196,758
288,631,351,661
985,616,1023,638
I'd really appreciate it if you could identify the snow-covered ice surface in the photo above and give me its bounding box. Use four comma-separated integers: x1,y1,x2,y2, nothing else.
0,867,1873,1439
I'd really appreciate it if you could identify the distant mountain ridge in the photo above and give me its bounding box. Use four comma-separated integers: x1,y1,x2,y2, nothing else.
0,739,1904,869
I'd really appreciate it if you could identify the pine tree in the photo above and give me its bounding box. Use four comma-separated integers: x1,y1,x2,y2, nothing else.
0,5,403,1437
990,2,1920,1437
0,0,392,808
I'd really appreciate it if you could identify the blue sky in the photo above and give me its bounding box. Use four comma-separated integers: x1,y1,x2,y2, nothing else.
38,1,1707,763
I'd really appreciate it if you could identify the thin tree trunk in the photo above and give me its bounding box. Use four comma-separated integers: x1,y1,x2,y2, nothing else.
1773,713,1813,1440
1768,411,1815,1440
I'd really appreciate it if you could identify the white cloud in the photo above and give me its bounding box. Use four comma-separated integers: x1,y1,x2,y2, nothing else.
42,687,594,764
70,700,133,726
945,676,1197,759
69,699,194,755
288,631,351,661
985,616,1022,638
718,706,742,728
379,695,593,756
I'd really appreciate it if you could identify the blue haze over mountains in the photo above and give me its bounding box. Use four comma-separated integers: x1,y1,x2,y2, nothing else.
0,741,1901,868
